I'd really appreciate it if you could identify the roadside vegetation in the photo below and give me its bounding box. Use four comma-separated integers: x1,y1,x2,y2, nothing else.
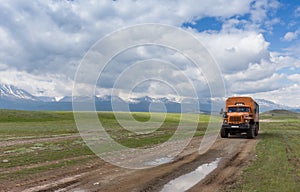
229,110,300,191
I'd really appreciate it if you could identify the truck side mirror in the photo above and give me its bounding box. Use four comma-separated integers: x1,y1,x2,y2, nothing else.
223,112,228,118
220,108,223,115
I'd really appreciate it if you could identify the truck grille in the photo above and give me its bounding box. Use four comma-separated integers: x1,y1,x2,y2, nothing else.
229,116,241,123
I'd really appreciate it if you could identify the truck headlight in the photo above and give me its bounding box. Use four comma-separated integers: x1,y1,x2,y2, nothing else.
245,119,248,123
224,119,228,124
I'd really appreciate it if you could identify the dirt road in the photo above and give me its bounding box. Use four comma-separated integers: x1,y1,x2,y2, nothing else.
1,135,259,192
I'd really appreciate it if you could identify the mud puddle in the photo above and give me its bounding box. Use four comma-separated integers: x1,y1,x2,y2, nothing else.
160,158,221,192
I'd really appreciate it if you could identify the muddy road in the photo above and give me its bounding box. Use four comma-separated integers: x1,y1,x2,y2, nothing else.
1,135,259,192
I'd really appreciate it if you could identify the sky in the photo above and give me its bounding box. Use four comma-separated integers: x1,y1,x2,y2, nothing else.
0,0,300,107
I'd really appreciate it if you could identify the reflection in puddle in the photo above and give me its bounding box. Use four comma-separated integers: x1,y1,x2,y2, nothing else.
144,157,173,166
161,158,221,192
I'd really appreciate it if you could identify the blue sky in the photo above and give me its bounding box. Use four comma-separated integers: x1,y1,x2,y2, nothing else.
266,2,300,51
0,0,300,107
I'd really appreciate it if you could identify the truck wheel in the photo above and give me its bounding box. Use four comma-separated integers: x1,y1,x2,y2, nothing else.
254,124,258,136
247,125,255,139
220,128,228,138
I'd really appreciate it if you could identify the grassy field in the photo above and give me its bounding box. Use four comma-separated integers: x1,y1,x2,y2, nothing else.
0,110,208,181
1,109,300,191
229,110,300,191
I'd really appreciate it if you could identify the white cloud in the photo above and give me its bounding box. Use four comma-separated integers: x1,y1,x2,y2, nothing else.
295,6,300,17
197,30,270,74
95,45,211,99
224,60,275,82
252,84,300,107
0,68,73,97
283,30,300,41
228,73,285,94
280,39,300,59
0,0,255,95
249,0,279,23
265,17,281,32
0,0,300,107
250,0,268,23
270,52,300,69
287,74,300,83
1,1,258,95
243,0,281,33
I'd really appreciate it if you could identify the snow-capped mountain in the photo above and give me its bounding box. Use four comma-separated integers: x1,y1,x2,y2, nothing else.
0,84,37,101
128,96,178,104
255,99,293,112
0,84,299,113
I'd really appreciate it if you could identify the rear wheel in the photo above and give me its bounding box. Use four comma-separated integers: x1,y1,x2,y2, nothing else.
247,125,255,139
220,128,228,138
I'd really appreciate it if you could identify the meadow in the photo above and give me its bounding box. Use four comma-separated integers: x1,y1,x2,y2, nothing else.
0,110,208,181
229,110,300,191
0,109,299,192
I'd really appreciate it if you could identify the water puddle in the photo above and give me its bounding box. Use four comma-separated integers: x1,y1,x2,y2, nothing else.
144,157,173,166
161,158,221,192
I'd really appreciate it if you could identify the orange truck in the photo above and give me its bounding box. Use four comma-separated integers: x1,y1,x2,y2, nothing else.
220,96,259,139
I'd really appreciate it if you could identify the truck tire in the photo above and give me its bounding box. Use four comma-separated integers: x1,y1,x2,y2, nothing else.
254,124,259,136
247,125,255,139
220,128,228,138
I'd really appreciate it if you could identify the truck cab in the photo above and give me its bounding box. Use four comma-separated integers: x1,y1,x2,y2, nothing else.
220,97,259,139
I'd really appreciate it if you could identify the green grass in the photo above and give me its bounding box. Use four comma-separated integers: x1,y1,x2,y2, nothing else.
0,121,78,139
0,110,77,139
230,113,300,192
96,112,210,148
0,109,74,122
0,139,93,169
0,109,211,180
3,108,299,190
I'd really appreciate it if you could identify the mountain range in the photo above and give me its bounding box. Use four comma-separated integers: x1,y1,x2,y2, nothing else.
0,84,299,113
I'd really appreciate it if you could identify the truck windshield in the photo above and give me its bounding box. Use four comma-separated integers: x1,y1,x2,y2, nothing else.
228,107,250,113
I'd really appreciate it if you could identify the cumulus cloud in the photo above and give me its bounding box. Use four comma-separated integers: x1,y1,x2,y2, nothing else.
287,74,300,83
1,0,299,108
94,40,211,99
0,0,256,95
196,30,270,74
228,73,285,94
283,30,300,41
224,60,276,82
249,0,280,25
270,52,300,69
252,84,300,107
0,67,73,96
